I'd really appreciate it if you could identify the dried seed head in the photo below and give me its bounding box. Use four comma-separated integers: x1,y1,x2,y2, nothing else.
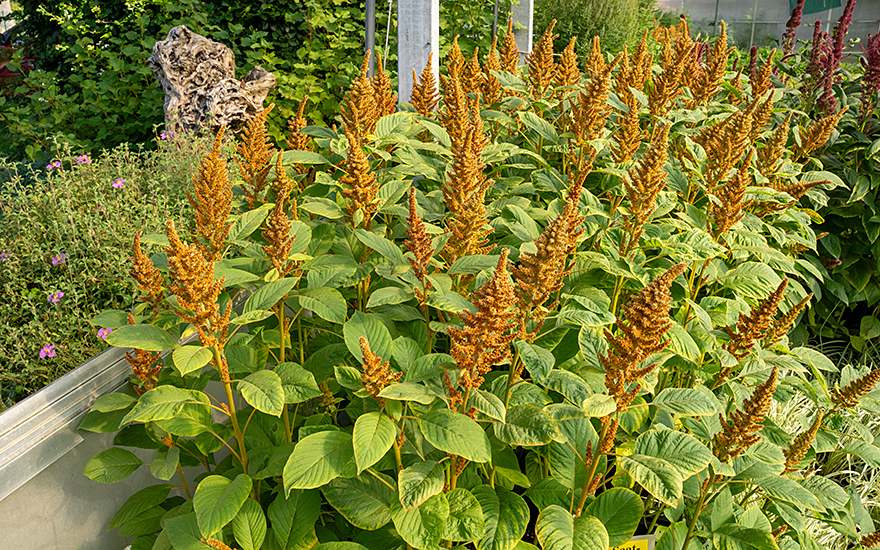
832,368,880,409
131,230,165,315
340,128,380,228
236,104,276,208
360,337,402,399
793,106,849,161
621,123,670,255
448,249,519,390
126,348,161,394
411,52,440,116
771,525,788,540
500,18,519,74
373,49,398,117
782,410,823,473
715,367,778,462
189,127,233,262
602,263,688,410
527,20,558,98
341,53,379,136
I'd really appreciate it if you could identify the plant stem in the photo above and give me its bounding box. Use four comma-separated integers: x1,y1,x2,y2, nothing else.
215,345,248,474
682,475,716,550
575,421,609,516
176,465,191,499
277,302,292,444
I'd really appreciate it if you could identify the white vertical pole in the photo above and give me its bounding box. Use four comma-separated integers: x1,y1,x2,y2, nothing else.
512,0,534,65
397,0,439,104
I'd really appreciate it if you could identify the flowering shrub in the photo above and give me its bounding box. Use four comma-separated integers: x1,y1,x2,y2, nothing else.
0,132,225,408
80,20,880,550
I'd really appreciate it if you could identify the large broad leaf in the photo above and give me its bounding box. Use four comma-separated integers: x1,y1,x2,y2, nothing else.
244,277,299,312
472,485,530,550
83,448,144,483
391,493,449,550
418,408,491,463
353,411,396,474
468,389,507,422
238,369,285,416
617,455,683,506
583,488,643,547
228,204,272,242
322,474,395,530
581,394,616,418
354,228,407,264
652,388,717,416
718,262,783,299
232,498,267,550
121,386,192,425
150,446,180,480
269,489,320,550
164,514,215,550
755,476,823,511
493,405,558,446
398,460,445,510
104,324,178,351
172,345,213,376
344,311,393,363
442,488,486,542
193,474,252,538
542,370,592,406
545,406,596,491
299,286,348,323
634,430,713,479
712,524,779,550
275,362,322,404
515,341,554,383
535,505,609,550
379,382,440,405
284,431,355,491
280,149,331,165
109,484,173,529
153,389,211,437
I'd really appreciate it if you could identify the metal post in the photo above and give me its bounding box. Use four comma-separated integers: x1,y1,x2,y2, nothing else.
366,0,376,77
397,0,439,104
492,0,500,40
512,0,534,64
712,0,721,37
749,0,759,50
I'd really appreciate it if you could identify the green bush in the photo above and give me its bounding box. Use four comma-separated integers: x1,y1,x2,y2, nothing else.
0,131,222,408
79,20,880,550
534,0,659,56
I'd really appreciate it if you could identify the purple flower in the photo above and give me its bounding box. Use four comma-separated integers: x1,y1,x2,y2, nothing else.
39,344,56,359
112,178,125,189
0,252,7,261
46,160,61,170
97,327,113,339
97,205,104,211
51,253,67,265
47,290,64,303
160,131,175,140
76,154,90,164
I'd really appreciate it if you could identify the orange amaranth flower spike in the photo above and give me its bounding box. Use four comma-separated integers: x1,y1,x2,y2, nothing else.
526,20,558,98
782,410,823,473
715,367,778,462
360,337,401,398
404,188,434,300
131,230,165,315
411,52,440,117
448,249,519,390
482,36,503,105
621,123,670,255
832,368,880,409
236,104,276,208
189,127,233,262
500,18,519,74
341,52,379,137
285,96,313,152
262,181,296,276
373,49,398,117
601,263,688,411
340,128,380,228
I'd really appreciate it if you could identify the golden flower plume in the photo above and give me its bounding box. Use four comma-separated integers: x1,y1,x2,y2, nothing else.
649,19,693,116
861,532,880,549
715,367,778,462
500,18,519,74
373,49,398,118
709,150,753,238
782,411,823,473
792,106,849,161
757,114,792,185
725,279,788,359
691,21,731,104
340,127,380,228
463,48,483,97
360,337,401,399
511,166,588,340
341,53,379,137
236,104,276,208
749,50,776,101
698,104,756,189
448,249,519,390
764,293,813,346
555,37,581,88
262,182,295,276
164,220,226,350
411,52,440,117
621,123,670,255
526,20,558,98
126,346,161,395
482,37,503,105
189,127,233,262
131,230,165,315
201,538,235,550
602,263,688,411
571,43,621,148
404,188,434,300
285,96,313,152
832,368,880,409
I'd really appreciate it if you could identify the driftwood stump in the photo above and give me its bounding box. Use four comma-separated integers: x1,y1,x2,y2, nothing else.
147,25,276,133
